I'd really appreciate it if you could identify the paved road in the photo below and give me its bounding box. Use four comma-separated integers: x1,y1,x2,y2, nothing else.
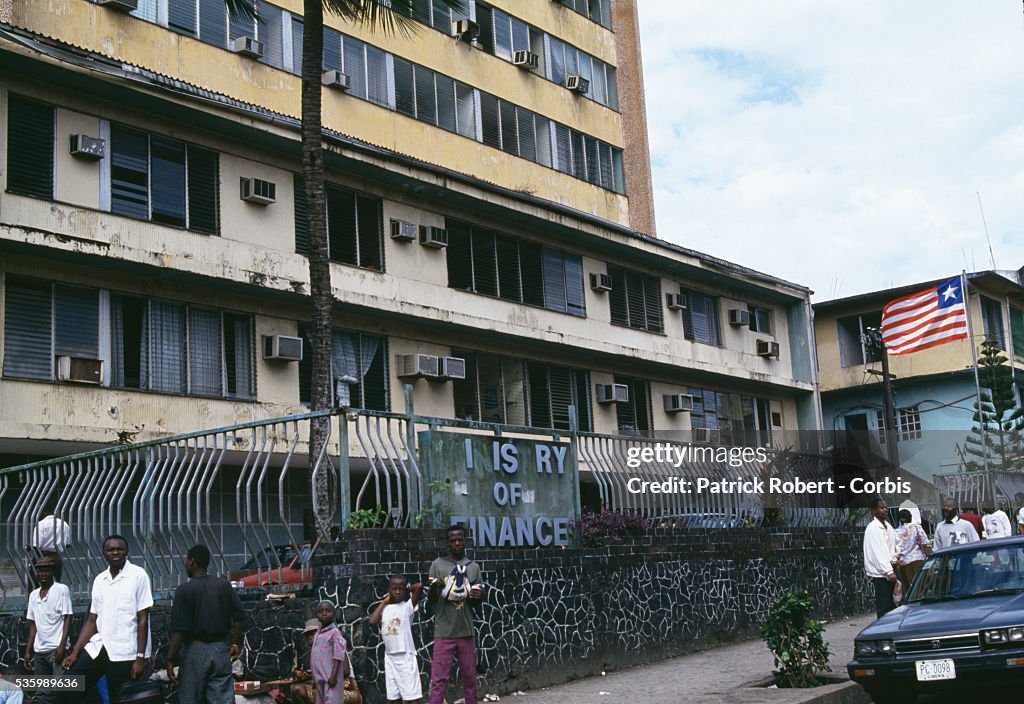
512,613,877,704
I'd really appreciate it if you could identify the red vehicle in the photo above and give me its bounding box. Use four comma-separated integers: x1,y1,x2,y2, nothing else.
229,544,312,588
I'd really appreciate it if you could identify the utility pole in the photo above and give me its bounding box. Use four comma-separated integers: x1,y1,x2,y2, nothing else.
866,327,901,472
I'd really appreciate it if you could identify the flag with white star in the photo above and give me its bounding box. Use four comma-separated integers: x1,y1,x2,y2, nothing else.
880,276,969,355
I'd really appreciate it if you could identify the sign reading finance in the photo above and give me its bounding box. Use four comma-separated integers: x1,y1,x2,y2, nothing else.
419,431,579,547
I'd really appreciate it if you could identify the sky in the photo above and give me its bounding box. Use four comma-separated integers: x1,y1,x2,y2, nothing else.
636,1,1024,301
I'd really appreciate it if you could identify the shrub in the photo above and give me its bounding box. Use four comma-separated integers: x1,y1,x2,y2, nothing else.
574,509,646,547
760,589,831,688
349,506,387,529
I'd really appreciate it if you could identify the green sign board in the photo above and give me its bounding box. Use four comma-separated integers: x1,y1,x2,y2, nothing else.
419,431,580,547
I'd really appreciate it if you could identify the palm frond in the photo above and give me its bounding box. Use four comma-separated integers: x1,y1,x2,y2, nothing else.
320,0,467,39
225,0,258,22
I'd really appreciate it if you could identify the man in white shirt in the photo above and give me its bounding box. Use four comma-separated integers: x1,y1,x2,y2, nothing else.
981,502,1013,539
1016,493,1024,536
863,497,898,619
934,498,980,549
59,535,152,704
24,556,73,704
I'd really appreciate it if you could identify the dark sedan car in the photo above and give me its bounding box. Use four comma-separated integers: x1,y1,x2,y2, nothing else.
848,536,1024,703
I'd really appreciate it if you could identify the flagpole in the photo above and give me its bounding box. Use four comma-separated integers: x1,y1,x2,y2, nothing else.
961,271,992,495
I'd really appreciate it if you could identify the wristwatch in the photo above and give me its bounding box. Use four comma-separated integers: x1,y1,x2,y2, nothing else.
136,652,145,658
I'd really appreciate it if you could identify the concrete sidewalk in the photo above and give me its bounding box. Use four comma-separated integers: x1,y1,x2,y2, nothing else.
512,613,876,704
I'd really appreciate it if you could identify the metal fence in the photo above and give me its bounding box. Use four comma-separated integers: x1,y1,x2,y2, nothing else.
2,404,851,613
933,469,1024,510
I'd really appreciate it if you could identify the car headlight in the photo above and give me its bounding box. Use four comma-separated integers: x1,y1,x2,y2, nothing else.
855,640,894,657
1010,627,1024,642
984,626,1024,646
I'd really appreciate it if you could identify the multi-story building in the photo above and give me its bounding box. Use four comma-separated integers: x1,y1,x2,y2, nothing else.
0,0,820,492
814,270,1024,498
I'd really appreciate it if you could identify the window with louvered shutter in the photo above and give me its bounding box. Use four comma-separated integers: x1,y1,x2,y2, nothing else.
298,325,386,409
7,95,55,199
625,270,646,330
499,101,518,156
290,17,303,75
526,361,551,429
293,174,309,256
410,0,430,24
518,110,537,162
548,366,575,430
548,36,566,84
188,307,223,397
323,28,343,72
643,276,663,333
187,146,219,235
151,137,186,227
455,83,476,139
476,4,494,54
471,229,498,297
519,240,545,307
111,126,150,220
495,235,521,302
683,290,720,345
111,294,148,389
149,300,187,394
452,350,480,420
574,370,592,431
553,124,572,174
615,376,651,436
493,8,512,59
356,195,383,270
168,0,197,36
564,254,585,317
542,248,567,314
414,66,437,125
366,45,388,107
535,117,553,167
198,0,227,47
608,266,628,327
259,2,285,69
2,279,52,380
225,312,255,399
343,36,367,99
606,66,619,110
435,74,457,133
394,57,416,117
228,4,255,43
446,221,473,290
326,186,357,266
54,286,99,358
480,92,501,149
431,0,451,31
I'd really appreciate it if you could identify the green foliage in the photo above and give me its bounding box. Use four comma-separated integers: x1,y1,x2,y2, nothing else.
760,590,831,688
964,340,1024,473
349,506,387,529
418,479,453,528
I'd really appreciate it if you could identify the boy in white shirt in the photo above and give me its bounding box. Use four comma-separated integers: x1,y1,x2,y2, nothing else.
369,575,424,704
24,556,73,704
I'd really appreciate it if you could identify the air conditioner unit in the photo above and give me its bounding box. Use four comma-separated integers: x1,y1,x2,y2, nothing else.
595,383,629,404
419,226,448,248
230,36,264,58
451,19,479,42
69,134,105,160
663,393,694,414
692,427,721,444
263,335,303,361
589,272,612,292
565,75,590,94
321,70,351,91
729,308,751,326
512,50,540,70
56,356,103,384
397,354,440,378
96,0,137,12
440,356,467,381
240,177,276,205
390,220,418,242
756,340,781,359
666,292,686,310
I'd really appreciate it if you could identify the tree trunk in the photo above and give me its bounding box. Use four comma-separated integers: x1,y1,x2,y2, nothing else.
301,0,333,538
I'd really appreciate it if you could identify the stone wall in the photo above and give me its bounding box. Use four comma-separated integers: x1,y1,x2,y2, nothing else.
0,527,871,703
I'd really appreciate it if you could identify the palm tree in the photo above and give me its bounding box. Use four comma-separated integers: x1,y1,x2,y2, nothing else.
297,0,464,536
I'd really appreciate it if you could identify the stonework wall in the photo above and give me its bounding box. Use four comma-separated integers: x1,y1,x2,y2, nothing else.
0,527,870,703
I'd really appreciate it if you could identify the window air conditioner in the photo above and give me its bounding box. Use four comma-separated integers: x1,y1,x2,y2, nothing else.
440,356,467,381
231,36,264,59
692,427,721,444
56,356,103,384
729,308,751,326
390,220,418,242
451,19,479,42
596,383,629,404
69,134,105,160
589,272,612,292
663,394,694,414
512,50,540,70
397,354,440,378
263,335,304,361
240,177,276,205
665,292,686,310
419,226,448,248
756,340,780,359
321,70,351,91
96,0,138,12
565,75,590,94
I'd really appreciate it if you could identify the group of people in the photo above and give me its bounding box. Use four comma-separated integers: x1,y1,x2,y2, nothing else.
17,524,487,704
863,494,1024,618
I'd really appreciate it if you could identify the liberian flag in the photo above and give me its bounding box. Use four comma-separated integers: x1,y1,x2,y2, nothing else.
880,276,969,356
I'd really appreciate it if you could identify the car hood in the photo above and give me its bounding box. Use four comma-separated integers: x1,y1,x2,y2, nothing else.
857,593,1024,640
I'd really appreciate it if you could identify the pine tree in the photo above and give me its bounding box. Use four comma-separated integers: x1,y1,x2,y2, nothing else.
964,340,1024,472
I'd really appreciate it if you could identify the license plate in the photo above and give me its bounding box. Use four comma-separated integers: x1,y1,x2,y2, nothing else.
915,659,956,681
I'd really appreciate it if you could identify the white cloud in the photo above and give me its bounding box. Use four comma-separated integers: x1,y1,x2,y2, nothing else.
637,0,1024,300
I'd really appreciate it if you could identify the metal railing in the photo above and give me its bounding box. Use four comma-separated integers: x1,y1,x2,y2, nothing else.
0,410,344,610
933,469,1024,510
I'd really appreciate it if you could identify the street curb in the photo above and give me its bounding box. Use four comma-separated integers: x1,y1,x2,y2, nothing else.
798,680,871,704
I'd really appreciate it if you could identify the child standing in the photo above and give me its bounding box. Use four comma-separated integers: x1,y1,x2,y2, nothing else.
369,576,424,704
311,601,351,704
24,556,72,704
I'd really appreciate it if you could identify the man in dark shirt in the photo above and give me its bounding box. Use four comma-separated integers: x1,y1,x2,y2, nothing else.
166,545,245,704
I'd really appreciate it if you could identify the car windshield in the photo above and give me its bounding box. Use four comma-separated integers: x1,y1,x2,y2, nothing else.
907,544,1024,603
